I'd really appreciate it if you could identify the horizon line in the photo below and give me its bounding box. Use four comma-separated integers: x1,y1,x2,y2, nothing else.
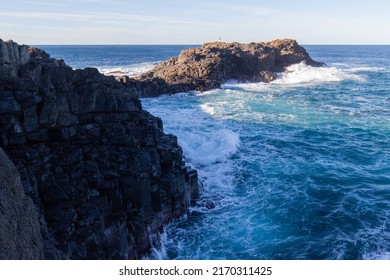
33,43,390,46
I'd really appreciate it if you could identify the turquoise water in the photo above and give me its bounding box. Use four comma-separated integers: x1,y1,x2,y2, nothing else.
44,45,390,259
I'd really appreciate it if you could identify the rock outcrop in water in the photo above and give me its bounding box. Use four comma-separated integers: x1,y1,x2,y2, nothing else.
129,39,324,97
0,38,199,259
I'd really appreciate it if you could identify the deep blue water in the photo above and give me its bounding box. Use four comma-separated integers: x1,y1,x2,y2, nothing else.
41,44,390,260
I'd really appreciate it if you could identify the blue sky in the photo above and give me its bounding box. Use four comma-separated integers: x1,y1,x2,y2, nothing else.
1,0,389,45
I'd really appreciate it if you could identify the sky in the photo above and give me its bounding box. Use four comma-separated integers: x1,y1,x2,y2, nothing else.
0,0,389,45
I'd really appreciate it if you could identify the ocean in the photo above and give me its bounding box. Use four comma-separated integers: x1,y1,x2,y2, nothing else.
40,44,390,260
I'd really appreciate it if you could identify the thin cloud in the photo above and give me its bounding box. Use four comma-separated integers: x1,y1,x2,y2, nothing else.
0,11,92,22
0,11,235,27
0,11,184,24
23,0,122,4
20,1,65,7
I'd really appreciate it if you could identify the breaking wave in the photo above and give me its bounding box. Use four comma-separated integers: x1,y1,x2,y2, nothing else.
98,62,157,77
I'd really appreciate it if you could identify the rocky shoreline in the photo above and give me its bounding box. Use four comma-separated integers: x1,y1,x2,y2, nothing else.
0,39,198,259
0,38,322,259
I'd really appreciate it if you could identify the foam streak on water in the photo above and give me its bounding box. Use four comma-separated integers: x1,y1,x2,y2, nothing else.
142,46,390,260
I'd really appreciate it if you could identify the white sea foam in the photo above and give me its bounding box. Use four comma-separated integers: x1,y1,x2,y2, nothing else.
201,101,297,124
98,61,158,77
142,95,240,168
222,62,366,92
143,231,168,260
273,62,365,85
180,128,240,166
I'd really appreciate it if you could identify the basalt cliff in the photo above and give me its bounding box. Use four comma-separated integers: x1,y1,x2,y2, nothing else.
0,39,198,259
128,39,324,97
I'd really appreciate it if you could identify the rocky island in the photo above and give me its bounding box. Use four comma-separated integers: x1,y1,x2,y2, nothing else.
0,38,323,259
128,39,324,97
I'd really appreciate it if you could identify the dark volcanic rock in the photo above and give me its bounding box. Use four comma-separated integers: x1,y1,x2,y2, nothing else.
0,148,44,259
0,39,199,259
131,39,324,97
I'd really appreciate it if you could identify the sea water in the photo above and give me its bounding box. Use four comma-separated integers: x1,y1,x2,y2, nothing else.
41,45,390,260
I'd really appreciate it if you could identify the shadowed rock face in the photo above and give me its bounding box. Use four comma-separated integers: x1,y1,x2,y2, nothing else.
0,38,198,259
0,148,44,259
130,39,324,97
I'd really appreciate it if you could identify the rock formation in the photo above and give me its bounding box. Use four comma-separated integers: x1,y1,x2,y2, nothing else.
0,38,199,259
129,39,324,97
0,40,30,81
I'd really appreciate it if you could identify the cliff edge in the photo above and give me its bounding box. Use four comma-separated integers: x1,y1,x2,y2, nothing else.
0,38,199,259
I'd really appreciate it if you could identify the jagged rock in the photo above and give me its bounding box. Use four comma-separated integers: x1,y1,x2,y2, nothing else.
28,47,50,60
0,148,44,259
0,39,199,259
130,39,324,97
0,39,30,81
